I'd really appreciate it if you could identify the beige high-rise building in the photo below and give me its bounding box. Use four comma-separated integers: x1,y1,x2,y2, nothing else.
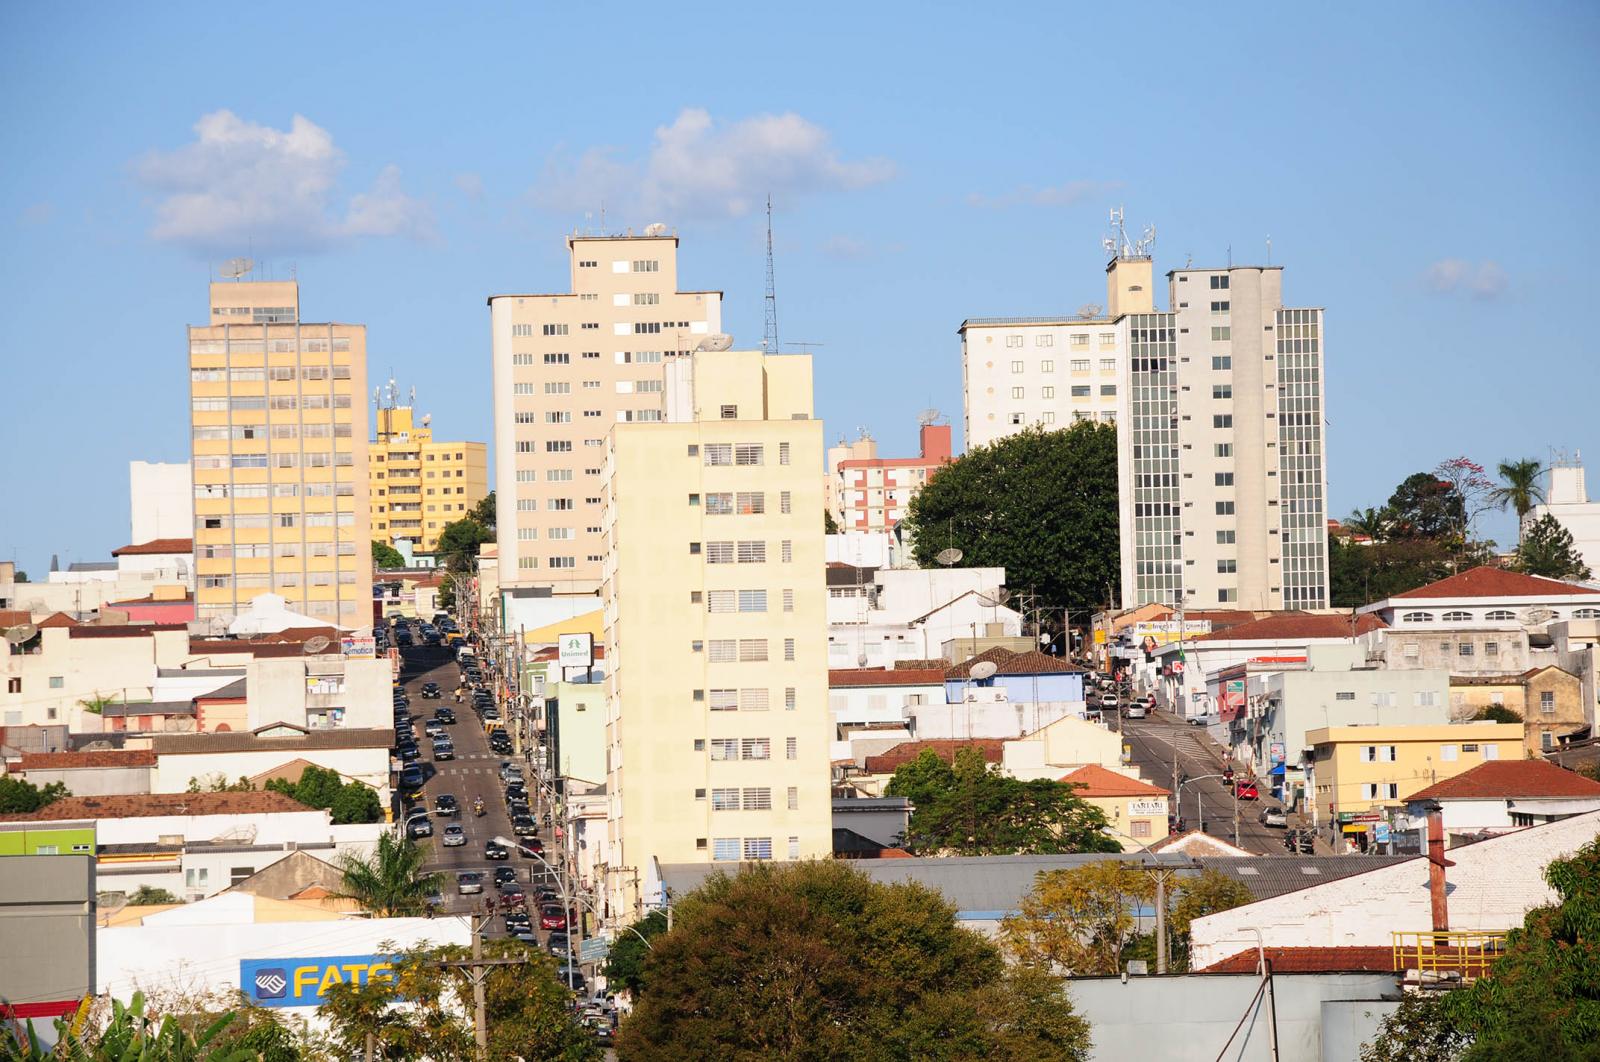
368,395,488,556
489,233,723,594
602,349,831,919
189,279,372,627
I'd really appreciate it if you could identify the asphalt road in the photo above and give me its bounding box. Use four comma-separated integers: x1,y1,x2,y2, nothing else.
1116,707,1298,854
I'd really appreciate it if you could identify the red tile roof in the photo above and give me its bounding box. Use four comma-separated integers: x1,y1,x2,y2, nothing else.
18,749,157,770
106,593,194,606
0,790,314,821
1200,947,1399,974
1391,566,1600,600
68,624,189,639
1405,759,1600,802
863,739,1006,774
945,647,1083,678
829,667,946,688
0,610,31,629
1060,764,1171,797
111,538,194,557
34,612,79,628
1191,612,1386,643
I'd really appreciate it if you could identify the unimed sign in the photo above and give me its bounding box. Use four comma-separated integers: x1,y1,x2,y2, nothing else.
240,955,395,1008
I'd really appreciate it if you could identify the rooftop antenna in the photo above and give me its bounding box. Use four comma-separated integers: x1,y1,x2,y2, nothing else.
1227,243,1233,268
1266,235,1272,266
917,408,942,427
763,195,779,356
220,257,254,281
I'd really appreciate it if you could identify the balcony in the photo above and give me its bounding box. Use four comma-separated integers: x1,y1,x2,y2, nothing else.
1391,930,1507,987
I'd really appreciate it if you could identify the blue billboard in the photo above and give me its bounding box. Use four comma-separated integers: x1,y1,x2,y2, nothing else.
239,955,396,1008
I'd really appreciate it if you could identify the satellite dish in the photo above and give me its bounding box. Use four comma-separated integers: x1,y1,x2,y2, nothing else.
970,661,998,681
643,222,668,237
220,257,254,280
857,652,869,668
917,408,942,427
1522,608,1557,625
97,892,129,926
4,624,39,645
1077,303,1103,319
303,635,332,654
696,333,735,352
935,548,964,567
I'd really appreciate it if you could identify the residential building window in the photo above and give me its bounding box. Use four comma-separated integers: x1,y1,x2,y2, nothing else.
1035,334,1053,348
1212,356,1232,369
1217,559,1237,573
743,788,773,811
1131,820,1152,838
780,443,791,465
1543,732,1555,751
741,738,771,760
1070,358,1090,372
1362,782,1398,800
1071,385,1090,398
1217,530,1235,544
1360,745,1397,763
1210,301,1230,314
1215,501,1235,515
1041,360,1054,373
720,404,737,419
1484,641,1499,657
1218,589,1236,602
1415,690,1439,707
781,540,793,563
1011,360,1025,373
1011,387,1025,399
1213,414,1233,428
784,638,795,661
783,589,794,612
1541,691,1556,713
1215,472,1234,486
1402,612,1435,623
1211,327,1232,341
705,444,733,466
49,676,64,689
1458,643,1474,657
738,639,768,662
743,837,773,860
780,491,792,514
735,444,764,465
1215,443,1233,457
736,540,766,563
1100,358,1116,371
705,542,734,563
1485,609,1516,621
1006,335,1023,348
1210,275,1230,289
1100,385,1116,396
1213,385,1233,399
1440,744,1458,761
712,838,740,860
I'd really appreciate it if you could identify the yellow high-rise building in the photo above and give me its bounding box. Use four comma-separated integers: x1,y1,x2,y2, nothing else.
189,279,372,627
602,349,831,920
368,394,488,557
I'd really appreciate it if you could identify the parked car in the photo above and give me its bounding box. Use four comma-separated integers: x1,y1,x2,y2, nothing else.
497,885,526,907
1188,713,1219,727
485,840,509,861
1259,807,1288,828
556,965,586,993
504,783,527,802
457,871,484,896
512,815,538,838
519,835,545,855
399,765,425,789
434,794,459,817
499,762,524,783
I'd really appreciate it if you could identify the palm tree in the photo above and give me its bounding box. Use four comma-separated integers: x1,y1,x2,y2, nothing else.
334,831,444,917
1343,507,1388,540
1489,458,1546,546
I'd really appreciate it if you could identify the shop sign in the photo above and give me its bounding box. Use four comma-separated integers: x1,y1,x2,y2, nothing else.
558,632,594,669
1269,742,1286,765
1336,811,1384,824
1219,678,1247,722
240,955,395,1008
342,635,376,659
1128,799,1167,817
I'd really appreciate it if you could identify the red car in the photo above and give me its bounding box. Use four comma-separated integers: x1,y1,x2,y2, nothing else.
539,905,568,931
1234,779,1260,800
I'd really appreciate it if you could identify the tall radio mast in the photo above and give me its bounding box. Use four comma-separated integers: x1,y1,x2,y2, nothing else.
763,195,779,355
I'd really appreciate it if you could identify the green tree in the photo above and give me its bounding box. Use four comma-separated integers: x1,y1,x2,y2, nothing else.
1513,514,1592,581
329,782,383,825
1474,705,1522,725
604,909,668,995
1168,870,1254,972
470,490,497,531
902,423,1119,616
1386,471,1466,541
1360,992,1473,1062
618,860,1090,1061
824,509,840,534
1343,507,1390,539
1489,458,1546,546
126,885,181,905
887,747,1119,856
371,539,406,569
78,692,116,716
1001,861,1153,975
13,570,27,583
333,831,443,916
1,992,254,1062
0,776,69,813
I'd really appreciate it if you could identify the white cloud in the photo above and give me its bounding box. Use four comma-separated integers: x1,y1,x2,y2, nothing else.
531,108,893,222
1425,258,1509,299
136,111,432,253
453,172,485,201
967,180,1121,209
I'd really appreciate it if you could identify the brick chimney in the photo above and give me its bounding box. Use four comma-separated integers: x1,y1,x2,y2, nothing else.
1424,800,1454,934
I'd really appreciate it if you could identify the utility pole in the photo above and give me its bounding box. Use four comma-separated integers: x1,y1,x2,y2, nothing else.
428,908,529,1061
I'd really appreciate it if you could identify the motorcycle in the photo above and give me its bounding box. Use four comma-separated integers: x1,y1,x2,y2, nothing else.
474,798,486,817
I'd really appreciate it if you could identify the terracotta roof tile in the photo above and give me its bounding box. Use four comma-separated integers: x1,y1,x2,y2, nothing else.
1200,947,1399,974
829,668,946,688
1060,764,1171,797
0,790,313,822
68,624,189,639
945,647,1082,677
1405,759,1600,802
34,612,79,628
18,749,157,770
110,538,194,557
1392,565,1600,600
863,739,1006,774
1191,612,1386,643
0,610,31,629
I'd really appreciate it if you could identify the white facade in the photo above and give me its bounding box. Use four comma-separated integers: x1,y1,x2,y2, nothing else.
154,743,392,800
827,566,1021,669
1001,714,1128,782
960,316,1126,449
1398,794,1600,839
1191,810,1600,969
130,461,194,544
825,532,899,569
1533,460,1600,579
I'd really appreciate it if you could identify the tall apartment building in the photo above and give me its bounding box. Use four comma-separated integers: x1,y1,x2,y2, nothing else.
368,395,488,556
961,250,1328,611
1119,259,1327,610
489,233,723,595
602,349,831,918
189,279,372,627
826,422,954,532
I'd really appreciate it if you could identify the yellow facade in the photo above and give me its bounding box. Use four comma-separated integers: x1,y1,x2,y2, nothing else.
602,350,831,920
1306,723,1525,825
367,404,487,555
190,280,372,627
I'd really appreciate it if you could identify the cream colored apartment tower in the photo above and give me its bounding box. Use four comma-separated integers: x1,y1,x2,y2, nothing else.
369,402,488,555
189,279,372,626
489,234,723,594
958,258,1151,449
601,349,831,919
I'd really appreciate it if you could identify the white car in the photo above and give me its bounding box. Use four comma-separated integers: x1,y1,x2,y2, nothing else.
1123,703,1148,720
442,824,467,847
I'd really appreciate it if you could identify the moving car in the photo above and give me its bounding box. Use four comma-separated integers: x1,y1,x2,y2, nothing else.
1123,703,1148,720
433,707,456,725
432,739,455,761
493,867,519,887
434,794,459,817
519,835,545,855
457,871,484,895
1234,779,1260,800
421,683,441,699
441,824,467,847
425,721,446,739
539,905,568,931
497,883,526,907
1259,807,1288,828
484,840,509,861
407,815,433,839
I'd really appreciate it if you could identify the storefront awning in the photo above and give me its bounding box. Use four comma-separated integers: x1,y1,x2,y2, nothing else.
1268,762,1286,776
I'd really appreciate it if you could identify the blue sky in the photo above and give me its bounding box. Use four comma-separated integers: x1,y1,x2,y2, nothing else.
2,2,1597,578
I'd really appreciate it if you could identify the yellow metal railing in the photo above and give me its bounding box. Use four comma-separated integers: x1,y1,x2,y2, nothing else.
1392,930,1508,983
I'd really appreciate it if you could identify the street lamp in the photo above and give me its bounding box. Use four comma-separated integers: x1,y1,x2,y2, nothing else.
494,835,585,988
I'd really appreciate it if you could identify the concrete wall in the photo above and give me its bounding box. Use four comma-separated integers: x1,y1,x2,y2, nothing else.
1068,972,1399,1062
913,699,1081,740
155,746,391,799
22,764,153,796
131,461,196,543
0,855,95,1010
1003,714,1125,780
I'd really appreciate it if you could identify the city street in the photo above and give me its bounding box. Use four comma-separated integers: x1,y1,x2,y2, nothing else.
1116,707,1296,854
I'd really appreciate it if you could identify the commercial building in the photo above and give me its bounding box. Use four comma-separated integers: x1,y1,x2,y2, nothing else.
489,231,724,595
188,278,371,627
1532,457,1600,578
368,390,487,556
826,422,953,533
1059,764,1171,849
961,237,1331,612
602,349,830,919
